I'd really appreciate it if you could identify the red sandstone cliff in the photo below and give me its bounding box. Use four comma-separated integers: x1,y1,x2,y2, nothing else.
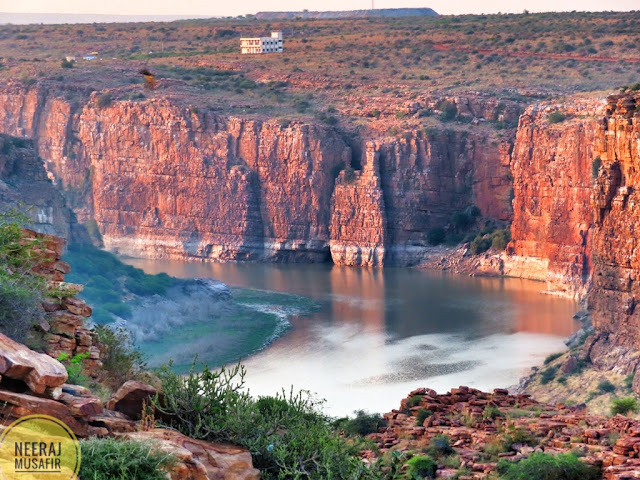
588,93,640,347
507,100,601,296
0,82,513,266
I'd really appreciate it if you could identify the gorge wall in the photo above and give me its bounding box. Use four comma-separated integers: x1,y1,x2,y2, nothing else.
0,134,74,240
0,82,513,266
588,93,640,352
507,100,601,297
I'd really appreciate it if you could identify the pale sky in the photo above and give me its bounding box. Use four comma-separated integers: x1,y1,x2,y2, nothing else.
0,0,637,17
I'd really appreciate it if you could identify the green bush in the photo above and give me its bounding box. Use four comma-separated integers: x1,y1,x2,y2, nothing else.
60,58,74,68
470,234,492,254
438,100,458,122
483,405,504,420
451,212,472,231
491,229,511,251
0,211,46,344
544,352,563,365
96,93,112,108
154,360,378,479
540,366,558,385
427,434,454,458
548,111,567,124
592,156,602,178
415,408,432,426
597,379,616,394
497,452,601,480
79,438,176,480
502,428,538,452
406,455,437,479
56,352,90,386
427,228,446,246
611,397,639,415
333,410,386,435
94,325,147,389
408,394,424,408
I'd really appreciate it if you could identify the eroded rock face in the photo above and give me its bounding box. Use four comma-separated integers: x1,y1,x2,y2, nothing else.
0,135,72,240
0,83,513,267
588,93,640,346
508,100,601,297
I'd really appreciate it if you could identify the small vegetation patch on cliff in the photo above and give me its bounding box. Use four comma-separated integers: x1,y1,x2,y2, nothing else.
547,110,568,124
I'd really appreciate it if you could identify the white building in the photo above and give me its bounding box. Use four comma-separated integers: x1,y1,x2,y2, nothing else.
241,31,283,55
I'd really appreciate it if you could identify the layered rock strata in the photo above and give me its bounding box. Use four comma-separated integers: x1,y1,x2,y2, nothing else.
507,100,601,296
0,83,513,266
586,92,640,354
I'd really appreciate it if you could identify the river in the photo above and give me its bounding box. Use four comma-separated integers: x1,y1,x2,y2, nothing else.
121,258,579,417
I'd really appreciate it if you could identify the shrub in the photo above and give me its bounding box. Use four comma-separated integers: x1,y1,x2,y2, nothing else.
57,352,90,386
0,211,46,345
79,438,176,480
155,360,377,479
451,212,472,231
94,325,147,388
415,408,432,426
498,452,601,480
406,455,437,479
491,229,511,251
428,434,455,458
483,405,504,420
540,366,558,385
427,228,446,246
548,111,567,124
470,234,492,254
333,410,386,435
343,165,356,184
96,93,112,108
438,100,458,122
611,397,639,416
408,394,424,408
544,352,563,365
597,379,616,394
625,372,635,390
591,157,603,179
60,58,74,68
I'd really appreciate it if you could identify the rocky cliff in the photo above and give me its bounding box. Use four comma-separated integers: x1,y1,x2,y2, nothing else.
507,100,601,296
0,134,73,240
587,93,640,352
0,82,513,266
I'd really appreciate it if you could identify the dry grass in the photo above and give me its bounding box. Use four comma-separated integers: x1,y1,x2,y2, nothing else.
1,11,638,133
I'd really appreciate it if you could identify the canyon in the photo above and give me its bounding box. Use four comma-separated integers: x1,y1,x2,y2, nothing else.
2,82,640,359
0,83,514,267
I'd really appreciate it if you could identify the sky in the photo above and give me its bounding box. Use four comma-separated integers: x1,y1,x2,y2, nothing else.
0,0,637,17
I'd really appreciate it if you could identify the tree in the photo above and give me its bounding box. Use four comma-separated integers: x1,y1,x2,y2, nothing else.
0,210,46,344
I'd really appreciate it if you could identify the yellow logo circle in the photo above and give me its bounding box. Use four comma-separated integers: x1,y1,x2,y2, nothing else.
0,415,81,480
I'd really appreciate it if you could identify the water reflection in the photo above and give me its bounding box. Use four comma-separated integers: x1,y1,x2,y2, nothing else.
122,258,579,416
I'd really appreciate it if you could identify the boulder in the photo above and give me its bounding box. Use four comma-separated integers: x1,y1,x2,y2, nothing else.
0,389,86,436
125,429,260,480
106,380,158,420
0,332,67,394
